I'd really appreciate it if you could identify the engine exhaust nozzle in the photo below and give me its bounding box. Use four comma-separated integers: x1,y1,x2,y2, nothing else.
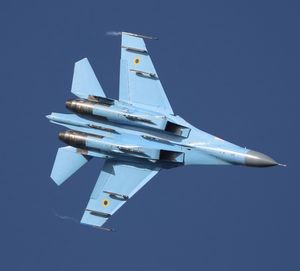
65,99,94,115
58,130,88,148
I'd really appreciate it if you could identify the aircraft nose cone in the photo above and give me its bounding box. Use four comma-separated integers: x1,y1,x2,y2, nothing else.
245,150,278,167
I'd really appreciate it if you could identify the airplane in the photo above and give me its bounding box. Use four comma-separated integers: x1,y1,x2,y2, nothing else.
47,32,284,231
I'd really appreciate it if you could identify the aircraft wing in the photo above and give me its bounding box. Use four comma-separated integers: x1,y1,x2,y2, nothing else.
81,159,159,229
119,32,174,114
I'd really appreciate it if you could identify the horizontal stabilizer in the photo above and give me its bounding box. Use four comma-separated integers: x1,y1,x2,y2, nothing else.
51,146,91,185
71,58,106,99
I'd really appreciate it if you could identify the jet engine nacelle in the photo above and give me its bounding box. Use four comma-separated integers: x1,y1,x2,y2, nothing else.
65,97,190,138
58,130,158,159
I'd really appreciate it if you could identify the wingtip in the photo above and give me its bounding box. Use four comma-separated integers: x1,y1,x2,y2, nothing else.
122,31,158,40
75,57,88,65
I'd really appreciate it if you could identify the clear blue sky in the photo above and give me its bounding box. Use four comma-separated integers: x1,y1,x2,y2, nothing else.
1,1,299,270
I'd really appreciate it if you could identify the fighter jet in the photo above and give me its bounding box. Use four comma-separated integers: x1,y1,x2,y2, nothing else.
47,32,282,230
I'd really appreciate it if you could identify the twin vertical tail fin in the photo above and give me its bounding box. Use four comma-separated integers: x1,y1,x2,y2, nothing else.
51,58,106,185
51,147,92,186
51,59,105,185
71,58,106,99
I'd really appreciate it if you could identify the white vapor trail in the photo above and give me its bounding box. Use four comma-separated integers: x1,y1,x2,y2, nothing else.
106,31,122,36
52,209,78,224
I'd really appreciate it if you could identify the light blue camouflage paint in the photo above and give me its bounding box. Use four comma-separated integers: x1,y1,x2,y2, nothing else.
47,32,281,230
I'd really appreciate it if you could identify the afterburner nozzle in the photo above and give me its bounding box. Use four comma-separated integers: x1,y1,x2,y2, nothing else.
65,100,73,109
58,130,88,148
65,99,94,114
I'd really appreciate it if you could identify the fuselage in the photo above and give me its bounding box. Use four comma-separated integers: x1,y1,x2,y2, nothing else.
47,97,278,168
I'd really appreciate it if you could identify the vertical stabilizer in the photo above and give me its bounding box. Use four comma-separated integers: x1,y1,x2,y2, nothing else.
71,58,106,99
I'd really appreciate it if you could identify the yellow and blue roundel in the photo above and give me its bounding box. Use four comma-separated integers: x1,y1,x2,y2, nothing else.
133,57,140,65
102,198,110,207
